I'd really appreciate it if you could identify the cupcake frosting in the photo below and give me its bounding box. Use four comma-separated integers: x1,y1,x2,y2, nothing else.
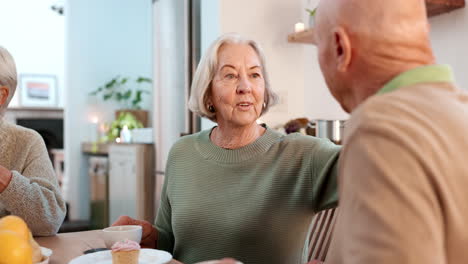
111,239,141,252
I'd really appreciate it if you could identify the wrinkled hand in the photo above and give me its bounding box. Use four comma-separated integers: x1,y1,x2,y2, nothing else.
0,165,12,193
307,260,324,264
112,215,158,249
194,258,243,264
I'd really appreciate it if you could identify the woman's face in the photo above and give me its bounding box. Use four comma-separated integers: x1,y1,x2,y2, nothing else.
210,43,265,127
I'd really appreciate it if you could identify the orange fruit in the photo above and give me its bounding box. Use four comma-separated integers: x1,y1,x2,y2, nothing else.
0,230,32,264
29,232,43,263
0,215,30,241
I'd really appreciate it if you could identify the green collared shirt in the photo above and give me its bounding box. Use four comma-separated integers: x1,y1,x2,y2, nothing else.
378,65,455,95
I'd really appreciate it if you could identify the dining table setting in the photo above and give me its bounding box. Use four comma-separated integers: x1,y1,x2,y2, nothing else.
35,230,182,264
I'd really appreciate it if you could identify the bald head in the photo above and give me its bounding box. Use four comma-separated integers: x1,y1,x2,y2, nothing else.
315,0,435,112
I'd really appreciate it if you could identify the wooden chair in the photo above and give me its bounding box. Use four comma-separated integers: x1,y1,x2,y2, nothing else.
308,207,339,262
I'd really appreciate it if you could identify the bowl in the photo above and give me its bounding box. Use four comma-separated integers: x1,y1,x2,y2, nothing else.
102,225,142,248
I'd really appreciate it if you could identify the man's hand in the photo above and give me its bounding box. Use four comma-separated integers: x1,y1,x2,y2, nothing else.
112,215,158,249
0,165,12,193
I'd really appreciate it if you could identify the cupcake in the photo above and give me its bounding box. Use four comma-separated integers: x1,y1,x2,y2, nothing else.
111,239,141,264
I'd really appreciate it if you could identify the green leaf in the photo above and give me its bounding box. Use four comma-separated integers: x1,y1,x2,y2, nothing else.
89,86,103,96
136,77,152,83
121,77,128,84
123,90,132,99
306,8,317,16
105,79,116,89
132,90,142,108
116,92,123,101
103,93,113,100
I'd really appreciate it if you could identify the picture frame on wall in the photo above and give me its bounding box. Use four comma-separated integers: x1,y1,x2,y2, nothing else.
19,74,58,107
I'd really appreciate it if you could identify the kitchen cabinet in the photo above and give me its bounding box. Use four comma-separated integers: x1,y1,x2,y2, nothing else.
108,144,155,226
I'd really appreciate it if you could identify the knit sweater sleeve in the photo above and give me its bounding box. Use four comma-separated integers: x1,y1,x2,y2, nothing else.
310,139,341,212
0,134,66,236
155,151,175,252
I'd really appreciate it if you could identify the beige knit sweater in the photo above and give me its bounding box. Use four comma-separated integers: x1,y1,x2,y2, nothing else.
0,119,66,236
328,81,468,263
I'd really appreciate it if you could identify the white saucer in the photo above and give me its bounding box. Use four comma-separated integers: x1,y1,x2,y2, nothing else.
68,248,172,264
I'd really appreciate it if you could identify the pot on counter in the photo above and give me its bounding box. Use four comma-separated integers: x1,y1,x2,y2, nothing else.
311,119,346,144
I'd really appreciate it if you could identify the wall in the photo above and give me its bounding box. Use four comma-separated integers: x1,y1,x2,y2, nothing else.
65,0,153,220
429,7,468,90
302,0,348,120
0,0,65,107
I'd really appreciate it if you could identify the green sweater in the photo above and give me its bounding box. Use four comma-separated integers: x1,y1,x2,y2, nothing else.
155,126,340,264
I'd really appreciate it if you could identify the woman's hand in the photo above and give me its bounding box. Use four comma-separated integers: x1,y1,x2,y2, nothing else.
112,215,158,249
0,165,12,193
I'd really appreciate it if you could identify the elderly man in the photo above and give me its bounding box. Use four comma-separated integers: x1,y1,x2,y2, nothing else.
0,46,66,235
314,0,468,263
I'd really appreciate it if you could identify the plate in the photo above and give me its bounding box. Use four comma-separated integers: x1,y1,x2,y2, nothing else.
68,248,172,264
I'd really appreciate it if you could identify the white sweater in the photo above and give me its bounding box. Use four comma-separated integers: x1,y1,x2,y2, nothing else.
0,119,66,236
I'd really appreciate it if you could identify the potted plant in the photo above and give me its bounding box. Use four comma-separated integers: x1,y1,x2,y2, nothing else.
90,75,152,127
306,8,317,28
104,112,144,143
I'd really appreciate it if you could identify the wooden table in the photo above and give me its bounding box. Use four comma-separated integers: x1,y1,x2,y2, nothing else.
36,230,181,264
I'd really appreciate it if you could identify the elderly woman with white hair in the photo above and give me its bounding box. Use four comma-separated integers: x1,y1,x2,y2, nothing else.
113,33,340,264
0,47,66,235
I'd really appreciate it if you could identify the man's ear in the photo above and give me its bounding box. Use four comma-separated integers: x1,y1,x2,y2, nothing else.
333,27,352,73
0,86,9,105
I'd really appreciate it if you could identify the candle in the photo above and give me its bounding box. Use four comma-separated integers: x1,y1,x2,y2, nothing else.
98,122,109,141
295,22,305,33
120,125,132,143
89,116,99,143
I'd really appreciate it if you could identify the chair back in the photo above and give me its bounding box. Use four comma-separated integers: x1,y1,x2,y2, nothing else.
308,207,338,262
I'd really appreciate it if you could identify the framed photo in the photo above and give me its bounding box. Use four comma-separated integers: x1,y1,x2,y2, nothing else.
19,74,58,107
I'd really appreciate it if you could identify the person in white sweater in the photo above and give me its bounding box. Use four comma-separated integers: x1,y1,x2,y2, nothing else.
0,46,66,236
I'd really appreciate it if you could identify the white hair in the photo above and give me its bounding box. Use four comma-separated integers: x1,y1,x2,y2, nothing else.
0,46,17,116
188,33,279,122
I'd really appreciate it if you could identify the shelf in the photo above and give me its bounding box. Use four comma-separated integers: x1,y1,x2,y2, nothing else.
287,0,464,45
82,142,110,155
426,0,465,16
7,107,64,111
287,28,316,45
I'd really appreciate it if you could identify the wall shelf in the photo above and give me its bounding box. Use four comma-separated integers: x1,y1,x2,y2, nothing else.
287,28,316,45
287,0,465,46
427,0,465,17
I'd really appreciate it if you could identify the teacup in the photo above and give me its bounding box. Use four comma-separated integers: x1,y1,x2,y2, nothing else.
102,225,142,248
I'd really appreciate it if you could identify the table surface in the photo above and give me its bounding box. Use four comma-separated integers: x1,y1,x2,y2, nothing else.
36,230,181,264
